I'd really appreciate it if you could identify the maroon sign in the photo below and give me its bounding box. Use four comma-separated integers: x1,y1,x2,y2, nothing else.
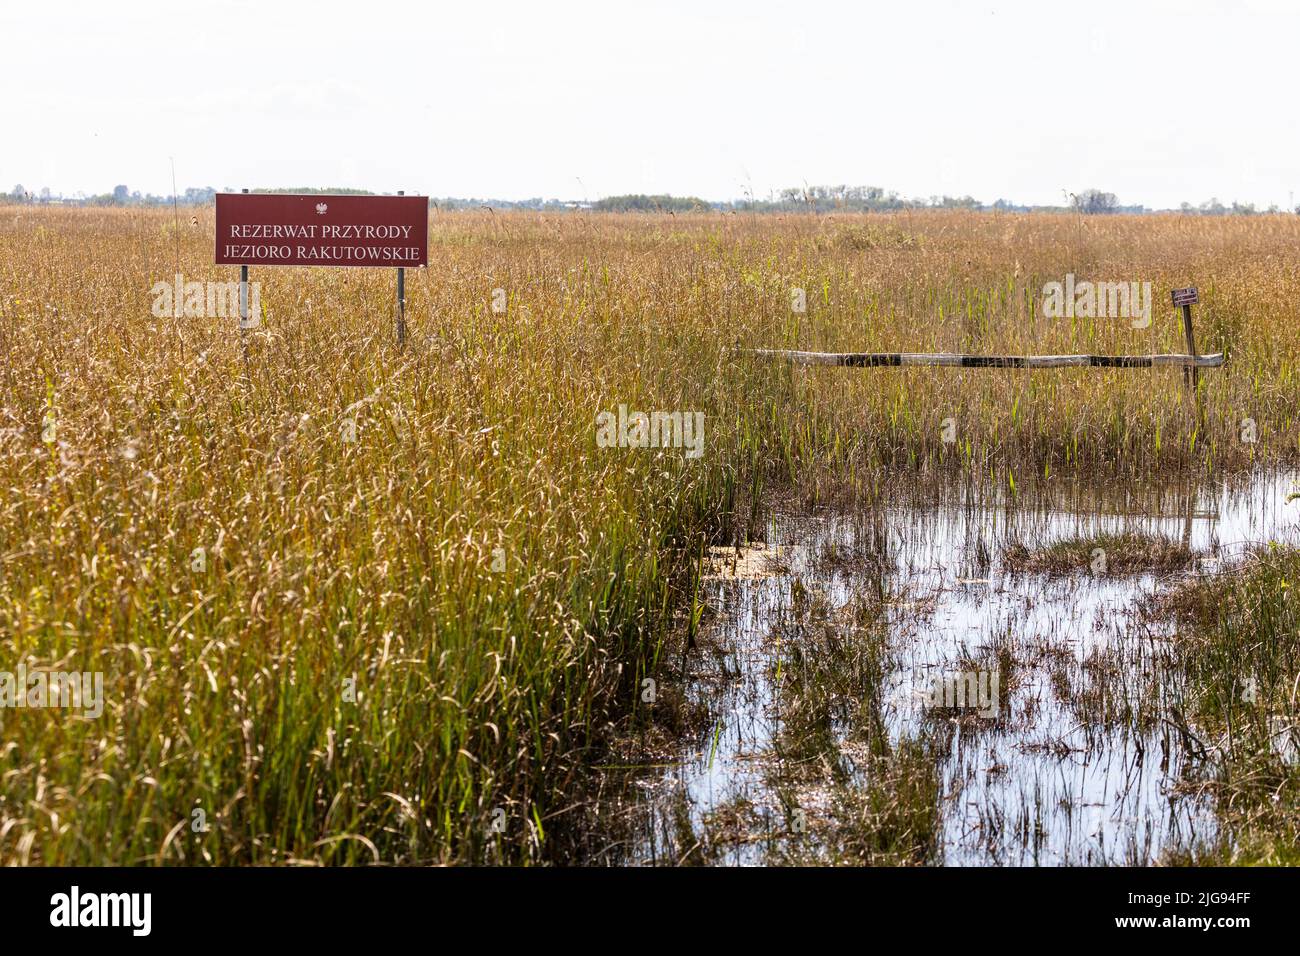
215,193,428,268
1170,287,1199,307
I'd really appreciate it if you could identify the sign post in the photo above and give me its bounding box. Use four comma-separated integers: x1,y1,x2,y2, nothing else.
215,192,429,344
239,189,250,332
396,190,406,347
1171,287,1200,390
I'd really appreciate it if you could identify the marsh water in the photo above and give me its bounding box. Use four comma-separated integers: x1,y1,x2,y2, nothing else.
588,470,1300,865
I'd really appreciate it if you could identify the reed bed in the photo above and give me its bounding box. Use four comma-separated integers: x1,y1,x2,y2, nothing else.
1162,545,1300,863
1,206,1298,863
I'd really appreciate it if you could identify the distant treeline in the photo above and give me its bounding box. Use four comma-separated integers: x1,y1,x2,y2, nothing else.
590,194,712,212
3,182,1295,216
1,185,384,207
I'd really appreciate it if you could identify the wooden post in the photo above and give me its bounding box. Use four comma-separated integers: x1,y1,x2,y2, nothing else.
1172,287,1200,391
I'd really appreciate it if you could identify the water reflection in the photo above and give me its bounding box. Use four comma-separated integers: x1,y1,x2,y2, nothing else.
591,470,1300,866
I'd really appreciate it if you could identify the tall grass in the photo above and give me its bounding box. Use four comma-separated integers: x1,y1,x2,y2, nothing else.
1,206,1298,863
1166,545,1300,864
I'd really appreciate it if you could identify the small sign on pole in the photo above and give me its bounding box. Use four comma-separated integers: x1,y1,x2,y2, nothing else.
1170,287,1201,389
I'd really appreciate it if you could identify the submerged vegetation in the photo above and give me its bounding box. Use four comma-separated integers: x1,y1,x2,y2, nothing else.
1004,531,1197,575
1,206,1299,864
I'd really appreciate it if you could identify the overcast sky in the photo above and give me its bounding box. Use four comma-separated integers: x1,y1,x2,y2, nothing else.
5,0,1297,207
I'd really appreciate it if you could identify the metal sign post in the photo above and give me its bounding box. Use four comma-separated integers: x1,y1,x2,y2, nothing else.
396,190,406,347
1171,287,1200,390
239,188,250,332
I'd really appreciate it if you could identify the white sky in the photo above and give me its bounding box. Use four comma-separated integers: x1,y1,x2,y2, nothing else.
5,0,1298,207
